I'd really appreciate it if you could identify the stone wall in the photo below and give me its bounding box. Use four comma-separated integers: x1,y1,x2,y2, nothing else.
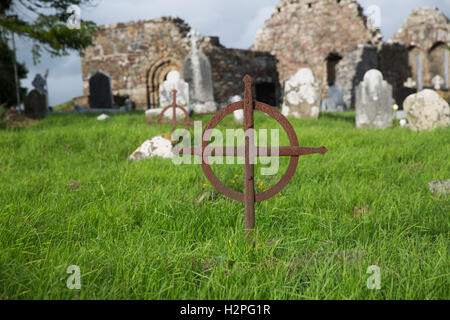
392,7,450,89
252,0,382,107
81,17,278,109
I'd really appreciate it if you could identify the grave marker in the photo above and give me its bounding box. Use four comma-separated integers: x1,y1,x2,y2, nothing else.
176,75,328,243
24,89,47,119
432,75,444,91
89,70,113,109
147,89,195,135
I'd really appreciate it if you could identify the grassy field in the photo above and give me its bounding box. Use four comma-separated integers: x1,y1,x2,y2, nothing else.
0,111,448,300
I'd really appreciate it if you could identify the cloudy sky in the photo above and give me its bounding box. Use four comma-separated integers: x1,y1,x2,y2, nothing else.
12,0,450,106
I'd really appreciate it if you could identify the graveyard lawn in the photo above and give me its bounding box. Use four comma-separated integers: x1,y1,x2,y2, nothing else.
0,111,448,300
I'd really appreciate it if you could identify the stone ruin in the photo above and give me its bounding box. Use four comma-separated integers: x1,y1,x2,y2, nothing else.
81,17,278,110
79,1,449,112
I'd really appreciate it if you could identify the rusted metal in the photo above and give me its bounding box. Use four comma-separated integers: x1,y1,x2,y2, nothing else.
176,75,328,243
243,75,255,242
146,89,194,134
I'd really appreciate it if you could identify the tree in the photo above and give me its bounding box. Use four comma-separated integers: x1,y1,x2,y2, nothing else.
0,36,27,107
0,0,98,63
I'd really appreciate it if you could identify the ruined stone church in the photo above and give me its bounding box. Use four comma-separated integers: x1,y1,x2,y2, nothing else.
80,0,449,110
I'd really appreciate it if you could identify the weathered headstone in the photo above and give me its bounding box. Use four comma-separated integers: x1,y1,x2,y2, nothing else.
432,75,444,90
89,70,113,109
281,68,320,119
321,85,345,112
159,71,190,107
355,69,394,129
129,136,174,160
183,29,217,114
24,89,47,119
403,89,450,131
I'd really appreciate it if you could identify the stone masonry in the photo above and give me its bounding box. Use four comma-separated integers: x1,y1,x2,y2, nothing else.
81,17,278,110
80,2,449,111
392,7,450,89
253,0,382,107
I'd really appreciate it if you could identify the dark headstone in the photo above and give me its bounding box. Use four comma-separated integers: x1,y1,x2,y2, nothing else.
24,89,48,119
89,70,113,109
321,85,345,112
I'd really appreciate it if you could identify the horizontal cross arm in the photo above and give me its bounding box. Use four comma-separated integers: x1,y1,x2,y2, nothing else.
175,146,327,156
146,119,197,126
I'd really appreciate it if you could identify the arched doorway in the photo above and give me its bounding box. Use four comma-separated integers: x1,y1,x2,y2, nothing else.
146,57,182,109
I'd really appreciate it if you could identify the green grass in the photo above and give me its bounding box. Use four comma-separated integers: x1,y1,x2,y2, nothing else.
0,111,448,300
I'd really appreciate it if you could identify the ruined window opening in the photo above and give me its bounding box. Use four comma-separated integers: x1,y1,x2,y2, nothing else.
307,3,312,9
255,82,277,107
337,0,341,3
326,53,342,86
428,42,447,84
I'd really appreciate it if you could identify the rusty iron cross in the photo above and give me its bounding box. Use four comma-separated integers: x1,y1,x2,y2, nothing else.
177,75,327,242
146,89,194,134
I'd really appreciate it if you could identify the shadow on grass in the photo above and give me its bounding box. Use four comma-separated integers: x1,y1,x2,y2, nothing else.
320,112,355,124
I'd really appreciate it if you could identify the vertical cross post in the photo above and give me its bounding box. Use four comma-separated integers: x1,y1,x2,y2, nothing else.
243,75,255,243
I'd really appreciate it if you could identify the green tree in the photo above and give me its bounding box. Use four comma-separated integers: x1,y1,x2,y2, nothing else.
0,36,27,107
0,0,98,63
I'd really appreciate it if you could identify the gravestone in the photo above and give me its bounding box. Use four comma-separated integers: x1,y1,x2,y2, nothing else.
355,69,394,129
159,71,190,107
404,77,417,88
183,29,217,114
129,136,174,161
321,85,345,112
432,75,444,91
89,70,113,109
24,89,47,119
229,95,243,124
403,89,450,131
281,68,320,119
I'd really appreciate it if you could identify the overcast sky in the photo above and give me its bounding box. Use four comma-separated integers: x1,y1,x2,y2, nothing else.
12,0,450,106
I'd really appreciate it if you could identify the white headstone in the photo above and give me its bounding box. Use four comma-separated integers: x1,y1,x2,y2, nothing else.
431,75,444,91
355,69,394,129
403,89,450,131
404,77,417,88
129,136,174,160
281,68,320,119
229,95,243,124
159,70,190,107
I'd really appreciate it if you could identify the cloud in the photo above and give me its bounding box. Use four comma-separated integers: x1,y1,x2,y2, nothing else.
231,6,275,49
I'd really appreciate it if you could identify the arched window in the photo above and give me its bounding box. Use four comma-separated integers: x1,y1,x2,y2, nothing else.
427,42,448,88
